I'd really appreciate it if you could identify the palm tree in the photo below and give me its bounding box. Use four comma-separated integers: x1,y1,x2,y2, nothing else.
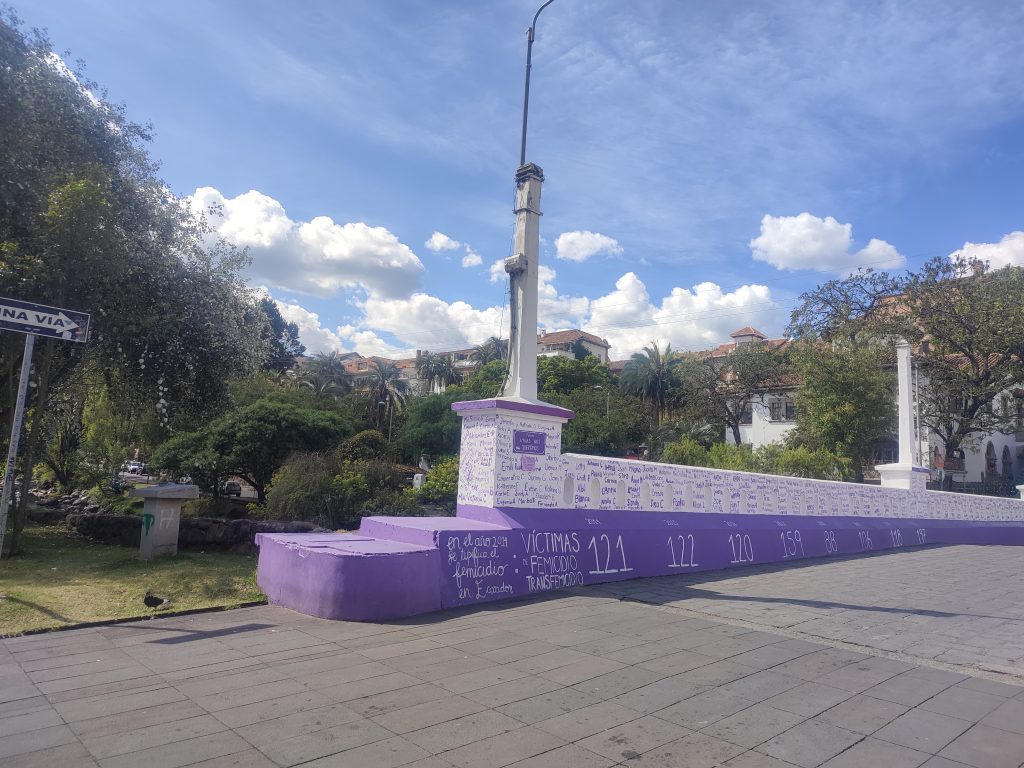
434,356,460,389
473,336,508,364
299,351,351,394
368,360,408,428
297,372,346,404
416,351,440,391
416,352,460,393
620,342,681,427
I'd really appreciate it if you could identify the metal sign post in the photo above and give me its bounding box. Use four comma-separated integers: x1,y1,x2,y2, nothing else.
0,335,34,556
0,296,90,557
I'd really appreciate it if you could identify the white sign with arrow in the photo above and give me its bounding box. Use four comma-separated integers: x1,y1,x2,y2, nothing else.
0,296,91,556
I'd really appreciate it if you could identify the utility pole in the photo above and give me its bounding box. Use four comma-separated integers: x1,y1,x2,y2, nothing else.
502,0,556,402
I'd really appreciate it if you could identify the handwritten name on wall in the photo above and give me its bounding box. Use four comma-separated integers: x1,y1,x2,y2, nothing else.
458,408,1024,523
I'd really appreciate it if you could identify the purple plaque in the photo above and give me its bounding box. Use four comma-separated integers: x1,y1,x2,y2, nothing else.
513,430,546,455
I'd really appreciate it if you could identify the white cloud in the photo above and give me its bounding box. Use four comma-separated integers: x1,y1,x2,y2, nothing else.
488,259,506,284
949,231,1024,270
461,247,482,268
188,187,423,299
272,266,778,361
358,293,506,351
538,265,590,330
274,300,345,354
588,273,779,358
274,299,409,357
749,213,905,274
554,231,624,262
425,231,460,252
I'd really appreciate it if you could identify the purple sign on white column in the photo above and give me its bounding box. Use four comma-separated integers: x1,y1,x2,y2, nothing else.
513,430,546,454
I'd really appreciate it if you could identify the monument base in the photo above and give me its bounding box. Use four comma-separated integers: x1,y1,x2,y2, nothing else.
876,463,930,491
257,504,1024,622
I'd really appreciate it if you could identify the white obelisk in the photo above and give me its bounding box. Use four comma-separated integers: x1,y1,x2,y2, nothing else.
501,163,544,402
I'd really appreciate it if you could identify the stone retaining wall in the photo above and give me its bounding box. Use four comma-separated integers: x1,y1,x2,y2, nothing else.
65,513,326,554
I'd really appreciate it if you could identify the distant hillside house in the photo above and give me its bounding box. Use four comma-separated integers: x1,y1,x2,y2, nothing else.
537,329,611,363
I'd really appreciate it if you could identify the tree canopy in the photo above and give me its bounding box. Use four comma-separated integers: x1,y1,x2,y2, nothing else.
679,342,790,444
0,15,268,552
787,342,896,481
619,343,682,427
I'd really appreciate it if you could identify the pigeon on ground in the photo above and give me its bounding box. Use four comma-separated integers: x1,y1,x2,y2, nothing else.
144,591,171,609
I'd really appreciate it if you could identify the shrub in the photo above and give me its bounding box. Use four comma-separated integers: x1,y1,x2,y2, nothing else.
264,452,408,530
337,430,391,462
419,455,459,512
264,452,344,527
707,443,759,472
660,438,709,467
770,446,850,480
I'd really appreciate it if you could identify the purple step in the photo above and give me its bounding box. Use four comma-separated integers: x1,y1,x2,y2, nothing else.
357,515,508,548
255,532,440,621
257,509,1024,622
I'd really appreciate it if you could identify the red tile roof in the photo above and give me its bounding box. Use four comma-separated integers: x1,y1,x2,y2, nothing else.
539,329,610,348
730,326,767,339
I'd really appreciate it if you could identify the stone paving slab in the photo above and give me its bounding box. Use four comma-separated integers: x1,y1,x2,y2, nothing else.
2,545,1024,767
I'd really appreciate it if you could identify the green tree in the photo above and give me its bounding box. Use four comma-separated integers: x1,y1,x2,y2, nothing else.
0,18,267,553
367,360,408,429
549,386,648,457
398,392,463,461
472,336,507,364
788,268,902,345
419,455,459,512
538,355,611,397
787,343,896,482
899,258,1024,477
153,399,351,502
337,429,391,462
679,343,790,445
661,437,710,467
619,342,682,427
789,256,1024,483
415,352,459,393
767,445,849,480
259,297,304,372
455,359,506,399
150,428,225,494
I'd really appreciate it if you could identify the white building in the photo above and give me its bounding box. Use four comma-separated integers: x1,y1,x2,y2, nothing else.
714,328,1022,485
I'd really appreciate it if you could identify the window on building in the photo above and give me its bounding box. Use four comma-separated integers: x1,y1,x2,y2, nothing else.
739,404,753,425
871,439,898,467
985,442,997,478
769,398,795,422
1002,445,1013,480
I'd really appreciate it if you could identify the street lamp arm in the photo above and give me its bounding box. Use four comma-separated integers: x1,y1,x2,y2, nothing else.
519,0,558,167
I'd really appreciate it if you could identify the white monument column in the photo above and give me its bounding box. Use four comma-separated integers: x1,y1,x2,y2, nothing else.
877,340,929,491
502,163,544,402
895,339,915,465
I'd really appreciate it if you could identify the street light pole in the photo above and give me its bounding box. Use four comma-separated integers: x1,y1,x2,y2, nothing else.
594,385,610,417
503,1,557,402
519,0,557,167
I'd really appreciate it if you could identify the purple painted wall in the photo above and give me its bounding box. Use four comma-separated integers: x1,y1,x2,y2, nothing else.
254,396,1024,622
257,506,1024,621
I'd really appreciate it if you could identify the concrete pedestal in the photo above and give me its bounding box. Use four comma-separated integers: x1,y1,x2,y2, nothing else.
129,484,199,560
876,463,930,491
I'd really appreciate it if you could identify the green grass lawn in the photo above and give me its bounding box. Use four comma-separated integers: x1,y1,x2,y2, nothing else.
0,526,264,636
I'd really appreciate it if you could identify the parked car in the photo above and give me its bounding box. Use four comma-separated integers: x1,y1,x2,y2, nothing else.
220,480,242,497
125,461,145,475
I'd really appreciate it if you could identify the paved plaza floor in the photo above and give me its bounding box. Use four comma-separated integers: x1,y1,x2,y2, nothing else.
2,545,1023,768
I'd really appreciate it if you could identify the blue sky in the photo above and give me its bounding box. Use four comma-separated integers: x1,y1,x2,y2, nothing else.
19,0,1024,358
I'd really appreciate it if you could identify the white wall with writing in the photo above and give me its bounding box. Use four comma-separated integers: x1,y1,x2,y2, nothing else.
457,405,1024,523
